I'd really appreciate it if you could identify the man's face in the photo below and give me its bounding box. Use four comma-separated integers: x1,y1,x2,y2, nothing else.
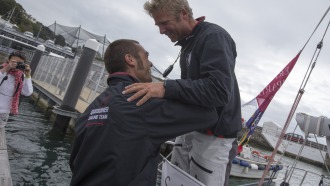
8,56,25,71
135,45,153,83
152,10,187,42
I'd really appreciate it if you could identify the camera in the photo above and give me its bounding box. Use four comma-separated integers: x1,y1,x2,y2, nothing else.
16,62,26,70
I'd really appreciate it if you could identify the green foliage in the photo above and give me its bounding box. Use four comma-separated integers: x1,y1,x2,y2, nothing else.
0,0,68,44
55,35,66,46
0,0,16,18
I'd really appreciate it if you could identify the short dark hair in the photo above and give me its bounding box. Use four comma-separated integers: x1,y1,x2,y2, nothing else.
104,39,140,74
8,51,26,62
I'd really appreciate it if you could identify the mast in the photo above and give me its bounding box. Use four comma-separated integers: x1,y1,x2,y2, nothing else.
4,7,15,28
73,25,81,57
8,7,15,23
54,21,56,42
102,34,106,58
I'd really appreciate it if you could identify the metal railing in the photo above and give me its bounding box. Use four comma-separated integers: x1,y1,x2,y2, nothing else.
262,127,328,151
33,54,108,106
238,166,330,186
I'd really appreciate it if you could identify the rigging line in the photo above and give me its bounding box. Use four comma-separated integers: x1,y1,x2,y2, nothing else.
258,91,304,186
301,19,330,89
277,125,299,163
298,47,318,90
259,14,330,185
266,125,298,185
302,44,322,88
287,134,309,183
301,5,330,51
280,126,305,184
298,15,330,91
313,133,330,173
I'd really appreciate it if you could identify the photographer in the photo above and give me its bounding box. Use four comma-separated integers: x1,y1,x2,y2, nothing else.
0,51,33,128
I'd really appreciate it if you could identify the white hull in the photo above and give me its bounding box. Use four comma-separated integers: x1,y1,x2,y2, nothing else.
230,147,282,179
230,163,280,179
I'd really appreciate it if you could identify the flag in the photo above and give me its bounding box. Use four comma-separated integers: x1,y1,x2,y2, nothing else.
161,158,206,186
239,51,301,146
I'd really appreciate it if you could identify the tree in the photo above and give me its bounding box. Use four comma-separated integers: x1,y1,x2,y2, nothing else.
55,35,66,46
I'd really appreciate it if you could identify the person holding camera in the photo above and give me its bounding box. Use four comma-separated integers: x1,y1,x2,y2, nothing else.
0,51,33,128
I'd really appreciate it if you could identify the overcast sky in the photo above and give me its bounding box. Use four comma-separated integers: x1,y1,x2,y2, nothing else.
14,0,330,143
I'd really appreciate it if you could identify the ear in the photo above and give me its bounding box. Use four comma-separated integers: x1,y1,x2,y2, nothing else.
124,54,136,66
181,8,189,20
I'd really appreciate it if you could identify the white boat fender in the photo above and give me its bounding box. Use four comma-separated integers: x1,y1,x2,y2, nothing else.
250,164,258,170
232,158,240,164
239,161,250,167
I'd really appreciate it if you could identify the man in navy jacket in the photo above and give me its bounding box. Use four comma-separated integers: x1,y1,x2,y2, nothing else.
123,1,242,185
69,39,217,186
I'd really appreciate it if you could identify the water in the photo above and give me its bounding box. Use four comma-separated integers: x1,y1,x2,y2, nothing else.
5,97,73,185
4,97,330,185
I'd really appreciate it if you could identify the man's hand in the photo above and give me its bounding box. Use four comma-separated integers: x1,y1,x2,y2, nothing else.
122,82,165,106
24,64,31,78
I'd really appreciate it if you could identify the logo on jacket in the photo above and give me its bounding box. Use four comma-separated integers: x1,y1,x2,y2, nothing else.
85,107,109,127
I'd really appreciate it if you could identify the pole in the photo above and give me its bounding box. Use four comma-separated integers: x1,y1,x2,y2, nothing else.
30,45,45,77
52,39,100,133
102,34,106,58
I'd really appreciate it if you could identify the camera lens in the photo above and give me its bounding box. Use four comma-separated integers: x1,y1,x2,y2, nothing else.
16,62,26,70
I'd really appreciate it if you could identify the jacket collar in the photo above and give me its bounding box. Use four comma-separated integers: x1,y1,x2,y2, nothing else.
175,16,205,47
107,72,139,86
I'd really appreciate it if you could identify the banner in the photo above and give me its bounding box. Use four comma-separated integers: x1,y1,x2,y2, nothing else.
239,51,301,145
161,158,205,186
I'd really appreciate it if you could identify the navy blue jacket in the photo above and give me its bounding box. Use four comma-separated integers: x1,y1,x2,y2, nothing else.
70,73,217,186
164,17,242,137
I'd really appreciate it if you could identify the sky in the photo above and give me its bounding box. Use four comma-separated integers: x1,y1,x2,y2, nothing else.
13,0,330,143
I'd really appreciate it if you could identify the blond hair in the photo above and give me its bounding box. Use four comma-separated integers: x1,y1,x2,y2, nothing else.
144,0,193,20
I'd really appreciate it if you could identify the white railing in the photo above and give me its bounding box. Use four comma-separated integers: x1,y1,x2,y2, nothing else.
32,54,108,105
262,127,328,151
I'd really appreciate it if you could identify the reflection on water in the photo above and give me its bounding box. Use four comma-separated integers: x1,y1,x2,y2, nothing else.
4,97,330,185
5,97,73,185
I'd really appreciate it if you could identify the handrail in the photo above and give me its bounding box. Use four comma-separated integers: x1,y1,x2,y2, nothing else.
262,128,327,151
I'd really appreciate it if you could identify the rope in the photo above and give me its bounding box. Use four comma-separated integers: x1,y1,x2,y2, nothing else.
301,5,330,51
286,134,308,183
313,133,330,173
259,7,330,184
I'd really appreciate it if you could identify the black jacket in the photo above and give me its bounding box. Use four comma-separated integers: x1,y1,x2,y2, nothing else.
164,17,242,137
70,73,217,186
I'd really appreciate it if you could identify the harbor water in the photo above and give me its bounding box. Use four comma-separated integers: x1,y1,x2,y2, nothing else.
6,97,73,185
4,96,330,185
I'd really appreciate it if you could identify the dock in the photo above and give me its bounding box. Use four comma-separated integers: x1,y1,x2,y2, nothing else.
239,121,329,168
261,122,328,167
0,128,12,186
